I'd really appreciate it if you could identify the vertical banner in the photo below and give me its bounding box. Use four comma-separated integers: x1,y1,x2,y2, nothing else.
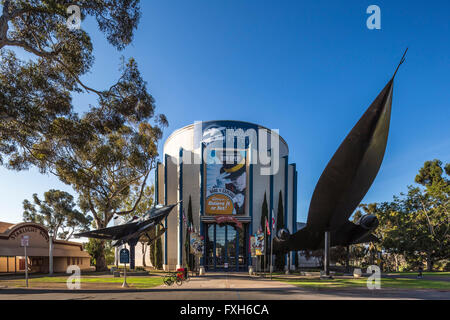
253,230,265,256
206,149,247,215
199,121,258,216
190,233,204,257
250,235,257,257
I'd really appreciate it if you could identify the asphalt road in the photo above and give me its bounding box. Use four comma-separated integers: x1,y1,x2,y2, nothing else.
1,272,449,300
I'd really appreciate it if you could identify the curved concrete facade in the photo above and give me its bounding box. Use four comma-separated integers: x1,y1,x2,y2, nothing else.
156,121,298,271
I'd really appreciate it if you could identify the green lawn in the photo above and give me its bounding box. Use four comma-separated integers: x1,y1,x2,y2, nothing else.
275,276,450,290
386,272,450,277
6,275,165,289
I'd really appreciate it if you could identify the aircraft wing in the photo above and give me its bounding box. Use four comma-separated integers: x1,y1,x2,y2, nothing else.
119,220,156,242
306,77,394,231
351,233,379,245
75,223,138,240
145,227,167,244
77,203,178,244
274,220,380,253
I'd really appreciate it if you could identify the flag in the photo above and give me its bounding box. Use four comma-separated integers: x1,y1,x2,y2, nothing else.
265,218,270,235
272,217,276,231
187,223,193,233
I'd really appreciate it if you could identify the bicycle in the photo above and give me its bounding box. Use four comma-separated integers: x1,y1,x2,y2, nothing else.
163,271,183,286
163,272,175,286
183,269,191,283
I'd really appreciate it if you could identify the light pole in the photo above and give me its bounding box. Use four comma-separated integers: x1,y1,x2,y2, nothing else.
48,229,54,276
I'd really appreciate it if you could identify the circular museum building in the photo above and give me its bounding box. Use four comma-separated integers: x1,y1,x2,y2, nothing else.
155,120,298,271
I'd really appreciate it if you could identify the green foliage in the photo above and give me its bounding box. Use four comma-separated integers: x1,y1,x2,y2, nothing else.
84,238,114,267
38,57,166,228
129,185,154,267
276,191,284,231
121,184,155,249
359,159,449,272
259,192,269,267
277,275,450,290
23,189,92,240
40,57,165,271
275,191,285,271
415,159,447,187
1,1,165,272
149,226,156,267
0,0,142,168
187,195,194,226
121,184,156,267
185,196,194,270
260,192,268,231
121,185,154,221
7,275,165,289
154,226,163,269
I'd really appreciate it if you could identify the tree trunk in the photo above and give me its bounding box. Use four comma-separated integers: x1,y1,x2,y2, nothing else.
95,240,108,272
150,243,155,267
96,256,107,271
427,257,433,272
394,254,398,272
96,254,108,272
142,243,147,267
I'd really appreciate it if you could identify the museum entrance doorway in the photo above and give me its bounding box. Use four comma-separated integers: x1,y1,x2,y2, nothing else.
205,223,248,272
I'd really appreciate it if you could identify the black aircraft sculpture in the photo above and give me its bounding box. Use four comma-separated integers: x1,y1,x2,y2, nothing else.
76,203,179,269
274,50,408,276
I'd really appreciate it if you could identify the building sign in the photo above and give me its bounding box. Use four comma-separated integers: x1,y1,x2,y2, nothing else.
21,235,29,247
215,215,243,230
206,149,247,215
120,248,130,264
9,225,49,242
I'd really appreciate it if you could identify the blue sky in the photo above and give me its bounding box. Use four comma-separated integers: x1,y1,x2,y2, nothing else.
1,0,449,224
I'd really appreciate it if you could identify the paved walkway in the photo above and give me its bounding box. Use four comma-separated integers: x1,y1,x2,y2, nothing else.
1,272,449,300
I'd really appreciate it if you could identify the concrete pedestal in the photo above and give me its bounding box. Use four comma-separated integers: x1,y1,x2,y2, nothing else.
320,271,333,279
199,266,205,276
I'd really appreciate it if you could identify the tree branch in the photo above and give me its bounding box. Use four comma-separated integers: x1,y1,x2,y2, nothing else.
2,38,56,57
87,192,100,226
115,170,150,216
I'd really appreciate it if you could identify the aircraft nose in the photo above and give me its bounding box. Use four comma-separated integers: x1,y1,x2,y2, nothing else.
277,229,291,241
360,215,379,230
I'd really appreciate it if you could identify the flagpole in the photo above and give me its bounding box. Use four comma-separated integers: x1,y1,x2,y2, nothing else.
270,210,274,280
264,217,267,277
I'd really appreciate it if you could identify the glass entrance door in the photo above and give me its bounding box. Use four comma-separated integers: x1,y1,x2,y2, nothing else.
215,225,226,269
226,227,237,270
205,223,246,272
